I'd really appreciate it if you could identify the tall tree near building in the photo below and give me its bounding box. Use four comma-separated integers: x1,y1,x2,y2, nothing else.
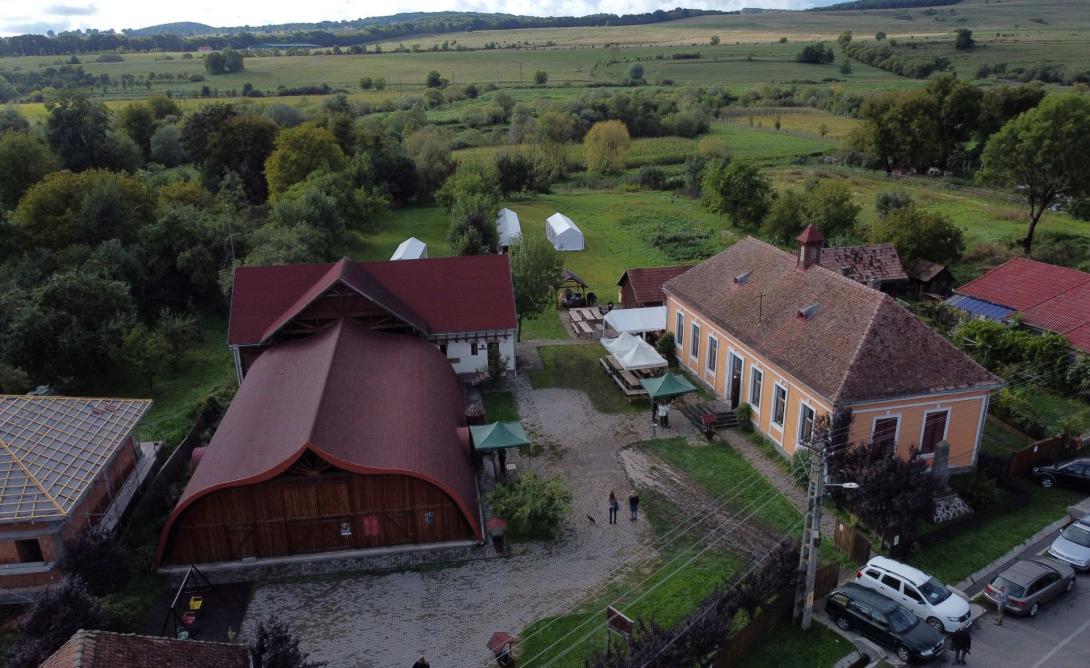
866,205,965,266
583,120,631,174
4,578,112,668
701,158,772,229
437,165,501,255
981,93,1090,254
508,233,562,340
250,619,325,668
44,89,112,170
265,123,347,198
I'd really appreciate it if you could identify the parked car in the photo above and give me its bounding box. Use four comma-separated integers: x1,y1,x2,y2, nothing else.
825,582,946,663
983,558,1075,617
1048,514,1090,572
1033,458,1090,491
855,556,972,632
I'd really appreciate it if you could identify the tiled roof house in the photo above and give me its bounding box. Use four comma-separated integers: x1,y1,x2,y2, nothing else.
41,629,249,668
617,265,694,308
663,231,1001,471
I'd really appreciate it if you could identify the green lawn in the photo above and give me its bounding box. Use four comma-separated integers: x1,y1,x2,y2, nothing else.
707,122,836,164
520,310,570,342
734,619,854,668
529,344,646,414
1024,387,1090,433
483,390,520,422
910,482,1084,584
980,416,1031,457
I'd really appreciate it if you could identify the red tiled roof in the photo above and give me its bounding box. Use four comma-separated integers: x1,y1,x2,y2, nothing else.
663,237,1000,405
821,244,908,284
157,319,480,566
41,630,249,668
228,255,517,345
956,257,1090,353
618,265,694,306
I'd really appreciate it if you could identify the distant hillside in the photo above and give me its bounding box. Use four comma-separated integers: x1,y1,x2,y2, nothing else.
811,0,961,10
126,21,216,37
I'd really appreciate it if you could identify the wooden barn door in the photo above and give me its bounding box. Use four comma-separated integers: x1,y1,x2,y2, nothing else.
282,484,323,553
281,478,355,554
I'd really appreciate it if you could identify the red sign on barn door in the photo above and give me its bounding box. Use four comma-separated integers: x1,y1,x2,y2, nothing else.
362,515,381,537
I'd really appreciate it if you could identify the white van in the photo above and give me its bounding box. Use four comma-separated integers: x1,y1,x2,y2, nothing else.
855,556,972,632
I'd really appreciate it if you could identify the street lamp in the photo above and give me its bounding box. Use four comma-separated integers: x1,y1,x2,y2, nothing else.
826,481,859,489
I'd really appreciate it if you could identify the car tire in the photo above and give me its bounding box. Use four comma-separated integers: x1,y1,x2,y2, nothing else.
926,617,944,633
896,645,912,662
836,616,851,631
1029,602,1039,617
1066,578,1075,592
1040,476,1055,488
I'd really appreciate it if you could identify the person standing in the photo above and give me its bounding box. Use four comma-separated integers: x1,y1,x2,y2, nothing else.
657,401,670,428
951,627,971,664
413,657,430,668
994,586,1008,625
608,491,619,524
628,490,640,521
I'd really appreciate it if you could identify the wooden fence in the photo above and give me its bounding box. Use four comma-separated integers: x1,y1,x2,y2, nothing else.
1009,436,1079,479
714,563,842,667
833,521,872,566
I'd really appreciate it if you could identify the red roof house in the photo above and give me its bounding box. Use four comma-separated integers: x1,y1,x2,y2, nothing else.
42,629,249,668
156,318,481,568
617,265,694,308
953,257,1090,354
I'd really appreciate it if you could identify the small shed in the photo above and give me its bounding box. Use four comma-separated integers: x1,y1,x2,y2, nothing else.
496,208,522,252
906,259,955,299
546,213,584,251
556,268,589,307
391,237,428,261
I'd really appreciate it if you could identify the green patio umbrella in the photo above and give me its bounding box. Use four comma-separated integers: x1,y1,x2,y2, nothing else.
470,421,530,452
639,373,698,400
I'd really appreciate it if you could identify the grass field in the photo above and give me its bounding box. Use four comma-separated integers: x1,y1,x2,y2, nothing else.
483,390,520,422
529,344,647,414
735,620,853,668
981,416,1032,457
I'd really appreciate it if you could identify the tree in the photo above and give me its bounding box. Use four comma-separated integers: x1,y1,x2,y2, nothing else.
954,28,975,50
839,59,853,75
425,69,445,88
536,109,578,178
404,125,454,200
866,205,965,266
654,331,678,367
223,48,245,73
981,94,1090,254
5,578,113,668
875,31,887,40
709,35,720,45
44,89,113,171
796,43,835,64
359,76,373,90
205,50,242,74
489,472,572,541
508,233,562,340
250,619,325,668
205,114,279,202
180,103,238,164
975,84,1046,149
629,63,645,82
701,159,772,229
583,120,630,174
803,179,860,240
265,123,347,198
875,189,914,217
117,102,157,157
761,189,808,243
534,70,548,85
926,74,982,169
137,202,232,309
269,169,387,257
119,324,170,391
0,131,59,210
836,31,852,49
149,123,184,166
494,152,550,196
437,165,501,255
0,107,29,134
57,529,130,597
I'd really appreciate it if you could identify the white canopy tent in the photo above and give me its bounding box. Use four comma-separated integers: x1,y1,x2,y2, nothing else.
391,237,428,260
496,208,522,250
604,306,668,335
546,212,584,251
600,331,642,356
615,338,667,371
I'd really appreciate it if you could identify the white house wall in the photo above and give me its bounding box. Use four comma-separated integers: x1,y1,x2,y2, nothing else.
437,334,516,375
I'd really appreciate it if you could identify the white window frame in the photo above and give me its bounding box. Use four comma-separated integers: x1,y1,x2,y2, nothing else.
749,367,764,412
771,382,788,430
706,334,718,373
869,414,902,448
690,322,700,360
797,401,816,446
675,310,684,348
919,408,951,455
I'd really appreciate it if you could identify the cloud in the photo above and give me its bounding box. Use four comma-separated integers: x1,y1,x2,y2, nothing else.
44,4,97,16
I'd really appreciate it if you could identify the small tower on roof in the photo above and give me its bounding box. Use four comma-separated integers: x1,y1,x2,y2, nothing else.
796,224,825,269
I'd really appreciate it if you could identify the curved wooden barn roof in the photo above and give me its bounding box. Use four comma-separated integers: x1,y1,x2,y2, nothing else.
155,319,480,566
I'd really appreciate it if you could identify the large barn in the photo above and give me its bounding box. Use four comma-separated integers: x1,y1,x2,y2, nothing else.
155,319,481,567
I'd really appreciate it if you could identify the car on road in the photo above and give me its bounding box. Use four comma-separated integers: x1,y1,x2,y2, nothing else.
983,557,1076,617
1048,514,1090,572
855,556,972,632
825,582,946,663
1032,458,1090,491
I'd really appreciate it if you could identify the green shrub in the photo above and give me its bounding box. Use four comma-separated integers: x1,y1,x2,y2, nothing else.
952,472,1000,511
791,447,812,487
654,332,678,368
735,402,753,433
489,472,572,541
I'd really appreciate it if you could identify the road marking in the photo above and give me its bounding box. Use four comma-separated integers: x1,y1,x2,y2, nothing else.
1030,614,1090,668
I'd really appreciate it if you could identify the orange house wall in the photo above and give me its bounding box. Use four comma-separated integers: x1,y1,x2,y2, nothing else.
666,294,991,469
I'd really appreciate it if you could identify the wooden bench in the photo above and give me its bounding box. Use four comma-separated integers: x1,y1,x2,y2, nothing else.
570,310,583,323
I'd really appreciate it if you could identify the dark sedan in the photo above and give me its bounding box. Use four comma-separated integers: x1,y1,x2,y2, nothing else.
984,558,1076,617
825,582,945,663
1033,458,1090,491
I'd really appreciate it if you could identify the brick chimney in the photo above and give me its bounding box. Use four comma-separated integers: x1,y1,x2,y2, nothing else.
796,224,825,270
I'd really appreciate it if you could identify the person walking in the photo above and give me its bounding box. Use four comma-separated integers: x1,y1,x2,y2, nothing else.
413,657,430,668
608,491,619,524
994,585,1008,625
628,490,640,521
657,401,669,428
951,627,971,664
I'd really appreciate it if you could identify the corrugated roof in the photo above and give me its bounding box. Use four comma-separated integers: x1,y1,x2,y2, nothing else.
228,255,517,346
943,294,1016,321
821,244,908,284
618,265,694,306
41,630,249,668
663,237,1000,405
158,319,480,566
0,396,151,522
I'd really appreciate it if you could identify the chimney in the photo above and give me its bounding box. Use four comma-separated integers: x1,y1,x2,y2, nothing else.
796,224,825,270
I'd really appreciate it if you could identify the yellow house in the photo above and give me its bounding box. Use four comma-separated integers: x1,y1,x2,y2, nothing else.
662,228,1002,472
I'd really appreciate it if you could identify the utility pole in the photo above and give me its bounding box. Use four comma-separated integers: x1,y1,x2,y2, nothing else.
793,430,826,630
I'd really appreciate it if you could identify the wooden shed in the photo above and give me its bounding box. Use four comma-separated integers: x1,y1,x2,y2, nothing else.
155,319,481,567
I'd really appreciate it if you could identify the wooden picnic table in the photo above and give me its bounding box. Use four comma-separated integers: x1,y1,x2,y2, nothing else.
570,310,583,323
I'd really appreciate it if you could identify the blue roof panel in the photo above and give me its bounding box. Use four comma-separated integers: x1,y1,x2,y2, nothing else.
944,294,1016,321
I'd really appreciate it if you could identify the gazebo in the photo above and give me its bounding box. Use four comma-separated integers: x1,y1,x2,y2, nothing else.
470,421,530,481
555,268,589,307
640,373,698,400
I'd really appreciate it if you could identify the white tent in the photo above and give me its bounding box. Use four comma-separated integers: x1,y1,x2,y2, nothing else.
391,237,427,261
604,306,668,335
615,338,667,371
496,208,522,250
601,331,642,356
546,212,584,251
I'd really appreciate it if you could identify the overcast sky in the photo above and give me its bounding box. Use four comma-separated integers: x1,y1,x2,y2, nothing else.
0,0,827,37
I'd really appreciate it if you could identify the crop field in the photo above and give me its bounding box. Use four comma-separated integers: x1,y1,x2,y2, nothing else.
453,135,698,170
718,106,858,139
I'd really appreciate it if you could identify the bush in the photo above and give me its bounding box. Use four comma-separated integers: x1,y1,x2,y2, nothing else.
489,472,572,541
735,402,753,433
636,166,669,190
655,331,678,367
952,472,1000,511
790,446,812,487
57,529,131,596
991,388,1045,438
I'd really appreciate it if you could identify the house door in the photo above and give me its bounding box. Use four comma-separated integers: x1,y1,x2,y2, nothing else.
728,353,744,409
